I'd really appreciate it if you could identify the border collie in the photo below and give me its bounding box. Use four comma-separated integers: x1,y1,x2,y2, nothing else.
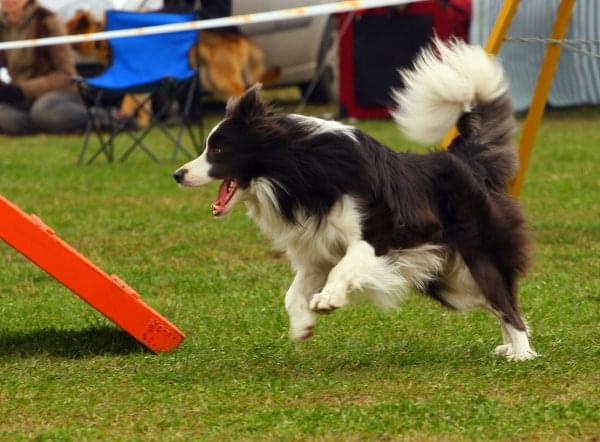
174,39,538,361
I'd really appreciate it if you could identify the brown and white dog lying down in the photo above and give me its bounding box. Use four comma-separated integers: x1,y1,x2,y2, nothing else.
193,28,280,100
67,10,280,127
173,40,539,362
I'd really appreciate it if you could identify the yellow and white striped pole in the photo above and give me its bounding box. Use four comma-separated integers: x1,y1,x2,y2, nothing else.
0,0,424,51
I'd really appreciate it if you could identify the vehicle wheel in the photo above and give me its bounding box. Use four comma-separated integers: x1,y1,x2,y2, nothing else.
302,16,339,104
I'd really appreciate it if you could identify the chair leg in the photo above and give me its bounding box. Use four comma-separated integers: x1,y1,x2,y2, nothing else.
119,123,160,163
79,88,113,165
170,93,190,163
120,128,160,163
118,93,165,163
187,120,203,156
78,114,94,165
160,121,193,163
77,82,92,165
119,85,197,164
86,120,116,165
159,81,194,162
177,77,204,159
81,77,205,164
80,90,120,165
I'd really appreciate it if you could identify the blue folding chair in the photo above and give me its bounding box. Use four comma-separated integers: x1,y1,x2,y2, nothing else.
77,10,203,165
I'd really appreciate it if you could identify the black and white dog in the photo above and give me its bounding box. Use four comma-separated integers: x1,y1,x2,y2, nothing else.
174,40,538,361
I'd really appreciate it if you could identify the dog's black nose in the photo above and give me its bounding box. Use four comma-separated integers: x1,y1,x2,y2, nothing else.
173,169,187,183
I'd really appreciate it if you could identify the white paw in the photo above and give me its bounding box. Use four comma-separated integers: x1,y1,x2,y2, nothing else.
506,349,539,362
289,324,315,342
494,344,513,356
309,291,348,313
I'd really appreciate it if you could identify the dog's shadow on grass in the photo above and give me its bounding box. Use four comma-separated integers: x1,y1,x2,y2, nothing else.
0,326,146,358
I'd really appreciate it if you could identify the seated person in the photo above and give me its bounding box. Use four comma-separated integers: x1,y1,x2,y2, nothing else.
0,0,87,135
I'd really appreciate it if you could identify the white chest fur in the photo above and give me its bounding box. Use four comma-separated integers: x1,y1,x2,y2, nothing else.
243,179,446,309
244,180,363,270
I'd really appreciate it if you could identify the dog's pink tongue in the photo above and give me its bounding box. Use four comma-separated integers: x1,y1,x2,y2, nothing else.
212,179,233,216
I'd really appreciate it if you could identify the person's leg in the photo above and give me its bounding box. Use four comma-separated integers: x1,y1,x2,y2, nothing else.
30,90,88,133
0,103,35,135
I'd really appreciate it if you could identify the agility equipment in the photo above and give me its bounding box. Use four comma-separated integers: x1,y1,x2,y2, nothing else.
509,0,576,196
0,0,427,52
0,195,185,353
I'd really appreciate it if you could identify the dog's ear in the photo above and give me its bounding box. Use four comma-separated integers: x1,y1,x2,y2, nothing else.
226,83,266,123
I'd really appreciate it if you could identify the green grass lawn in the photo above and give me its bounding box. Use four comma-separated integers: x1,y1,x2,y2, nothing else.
1,104,599,441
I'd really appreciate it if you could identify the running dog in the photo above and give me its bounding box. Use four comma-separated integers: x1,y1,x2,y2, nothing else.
173,39,538,361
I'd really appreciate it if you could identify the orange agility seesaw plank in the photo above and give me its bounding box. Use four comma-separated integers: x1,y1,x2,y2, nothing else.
0,195,185,353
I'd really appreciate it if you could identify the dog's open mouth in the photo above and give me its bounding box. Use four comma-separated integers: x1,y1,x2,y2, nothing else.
212,178,239,216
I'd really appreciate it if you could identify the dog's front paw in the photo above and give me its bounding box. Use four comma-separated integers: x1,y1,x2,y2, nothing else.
309,291,348,313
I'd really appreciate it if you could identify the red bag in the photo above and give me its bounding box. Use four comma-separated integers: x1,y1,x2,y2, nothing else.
338,0,471,119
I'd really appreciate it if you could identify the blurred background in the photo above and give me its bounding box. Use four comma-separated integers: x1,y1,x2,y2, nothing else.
10,0,597,119
1,0,598,135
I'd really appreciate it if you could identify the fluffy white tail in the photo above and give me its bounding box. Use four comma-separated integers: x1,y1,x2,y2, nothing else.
391,38,508,144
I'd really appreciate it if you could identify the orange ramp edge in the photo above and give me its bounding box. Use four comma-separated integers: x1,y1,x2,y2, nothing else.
0,195,185,353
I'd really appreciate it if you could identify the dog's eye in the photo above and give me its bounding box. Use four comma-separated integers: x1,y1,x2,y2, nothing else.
212,146,223,155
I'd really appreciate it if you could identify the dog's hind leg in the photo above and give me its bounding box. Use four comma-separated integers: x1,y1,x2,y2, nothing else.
497,320,538,361
493,321,514,356
285,267,327,341
492,319,537,360
467,257,538,361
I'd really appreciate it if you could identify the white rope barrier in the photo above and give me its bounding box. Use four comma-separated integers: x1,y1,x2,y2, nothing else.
504,37,600,60
0,0,424,51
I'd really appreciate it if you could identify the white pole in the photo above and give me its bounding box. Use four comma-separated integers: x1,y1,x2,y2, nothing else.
0,0,424,51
